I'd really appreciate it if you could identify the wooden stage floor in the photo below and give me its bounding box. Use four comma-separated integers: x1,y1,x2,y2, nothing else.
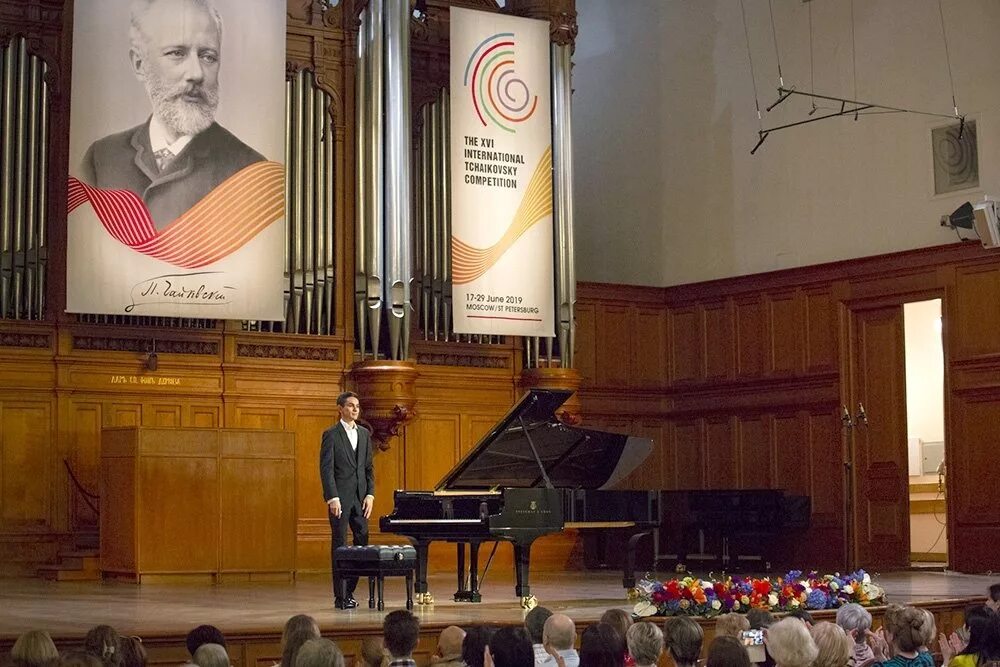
0,569,993,640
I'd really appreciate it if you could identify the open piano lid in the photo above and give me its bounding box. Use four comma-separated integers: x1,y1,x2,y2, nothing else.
435,389,653,491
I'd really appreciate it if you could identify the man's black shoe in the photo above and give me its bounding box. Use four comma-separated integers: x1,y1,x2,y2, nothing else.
334,597,358,610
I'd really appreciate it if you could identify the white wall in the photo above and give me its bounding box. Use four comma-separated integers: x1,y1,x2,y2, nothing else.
573,0,1000,286
904,299,945,475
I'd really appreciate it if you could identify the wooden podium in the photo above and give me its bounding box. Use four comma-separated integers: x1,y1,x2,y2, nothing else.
100,427,296,583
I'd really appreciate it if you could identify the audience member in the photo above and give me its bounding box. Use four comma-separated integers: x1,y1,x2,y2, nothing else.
186,627,227,658
663,617,704,667
717,614,751,640
464,627,498,667
192,644,230,667
988,585,1000,613
784,610,814,627
11,630,60,667
543,615,579,667
83,626,122,667
282,629,322,667
747,610,777,630
810,622,852,667
579,623,624,667
383,611,420,667
118,637,146,667
945,606,1000,667
358,637,386,667
836,603,875,667
488,627,534,667
625,622,662,667
432,627,466,667
600,611,633,667
295,639,344,667
526,607,555,665
764,618,818,667
869,605,933,667
706,636,752,667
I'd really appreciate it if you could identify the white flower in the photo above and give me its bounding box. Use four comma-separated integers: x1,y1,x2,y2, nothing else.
863,573,872,584
712,600,722,610
830,581,840,591
733,601,741,610
768,593,779,606
633,601,657,617
843,585,854,595
804,586,813,595
790,599,800,608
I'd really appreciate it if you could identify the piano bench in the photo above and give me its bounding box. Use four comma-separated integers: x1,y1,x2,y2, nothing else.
334,545,417,611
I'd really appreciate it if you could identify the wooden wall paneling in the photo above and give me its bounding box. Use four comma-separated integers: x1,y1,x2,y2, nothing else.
406,413,461,491
806,410,844,528
630,420,668,490
230,406,286,430
145,404,181,427
464,413,503,458
68,401,102,530
948,393,1000,572
772,412,807,497
805,288,838,373
671,420,705,489
737,415,772,489
768,291,804,375
632,307,668,389
704,417,737,489
596,304,630,387
950,264,1000,361
669,307,703,384
187,405,221,428
575,303,597,388
703,301,733,381
109,403,141,427
0,401,53,527
735,298,765,378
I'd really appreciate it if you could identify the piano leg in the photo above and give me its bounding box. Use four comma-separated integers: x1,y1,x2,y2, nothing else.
468,541,481,598
456,543,466,595
513,541,537,609
454,541,482,602
413,540,434,604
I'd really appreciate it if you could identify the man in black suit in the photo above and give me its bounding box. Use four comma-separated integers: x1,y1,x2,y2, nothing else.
320,391,375,610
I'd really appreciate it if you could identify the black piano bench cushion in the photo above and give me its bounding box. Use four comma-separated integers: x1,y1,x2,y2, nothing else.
334,545,416,565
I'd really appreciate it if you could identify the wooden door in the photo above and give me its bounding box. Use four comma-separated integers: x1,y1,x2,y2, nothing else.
848,305,910,569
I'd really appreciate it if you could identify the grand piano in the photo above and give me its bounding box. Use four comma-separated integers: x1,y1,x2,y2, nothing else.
379,388,654,609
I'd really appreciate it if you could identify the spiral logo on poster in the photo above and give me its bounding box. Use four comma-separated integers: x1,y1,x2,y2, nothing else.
464,32,539,133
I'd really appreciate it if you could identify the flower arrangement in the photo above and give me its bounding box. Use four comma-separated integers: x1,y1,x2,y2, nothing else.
632,570,886,618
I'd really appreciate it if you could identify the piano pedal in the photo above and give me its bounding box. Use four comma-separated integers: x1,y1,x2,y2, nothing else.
416,592,435,605
454,590,482,603
520,594,538,610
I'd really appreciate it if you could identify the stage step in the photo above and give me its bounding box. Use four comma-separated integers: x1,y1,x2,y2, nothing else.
37,550,100,581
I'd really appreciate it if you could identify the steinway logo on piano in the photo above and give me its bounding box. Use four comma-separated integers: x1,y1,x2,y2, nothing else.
514,500,551,515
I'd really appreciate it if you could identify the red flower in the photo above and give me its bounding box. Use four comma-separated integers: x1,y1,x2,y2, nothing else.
753,580,772,595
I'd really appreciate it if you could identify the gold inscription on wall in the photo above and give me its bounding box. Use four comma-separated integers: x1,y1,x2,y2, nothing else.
110,375,181,386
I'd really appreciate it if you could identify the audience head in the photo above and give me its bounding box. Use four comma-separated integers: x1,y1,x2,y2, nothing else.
358,637,386,667
282,629,321,667
543,614,577,652
600,609,634,644
60,652,104,667
487,627,533,667
716,614,751,639
436,626,466,661
706,636,752,667
119,637,147,667
192,644,229,667
294,639,344,667
764,618,818,667
784,609,814,626
959,605,1000,661
11,630,60,667
881,605,926,653
809,622,851,667
580,622,625,667
988,584,1000,612
186,626,227,657
916,609,936,650
525,606,554,644
383,610,420,660
462,626,497,667
663,616,704,667
626,622,663,667
835,603,873,645
282,616,320,646
747,609,777,630
84,626,123,667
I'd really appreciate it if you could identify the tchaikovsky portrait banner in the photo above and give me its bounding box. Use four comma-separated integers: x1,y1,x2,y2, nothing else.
450,7,554,337
66,0,286,319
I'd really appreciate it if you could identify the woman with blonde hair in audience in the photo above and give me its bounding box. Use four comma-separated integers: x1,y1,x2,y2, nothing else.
663,617,703,667
707,636,752,667
11,630,60,667
810,622,852,667
764,618,818,667
59,652,103,667
717,614,751,640
279,616,321,667
295,639,344,667
868,605,933,667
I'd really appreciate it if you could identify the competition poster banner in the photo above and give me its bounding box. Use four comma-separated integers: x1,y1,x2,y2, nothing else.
450,8,554,337
66,0,286,319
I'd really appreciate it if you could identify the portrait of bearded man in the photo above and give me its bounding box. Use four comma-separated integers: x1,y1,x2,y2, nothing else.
80,0,265,230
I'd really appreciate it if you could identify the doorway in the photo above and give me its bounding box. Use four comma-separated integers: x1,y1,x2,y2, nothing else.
903,299,947,567
845,296,948,571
